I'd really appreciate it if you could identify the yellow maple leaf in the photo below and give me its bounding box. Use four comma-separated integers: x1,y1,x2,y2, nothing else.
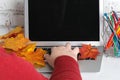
3,34,29,51
0,26,23,39
17,43,47,67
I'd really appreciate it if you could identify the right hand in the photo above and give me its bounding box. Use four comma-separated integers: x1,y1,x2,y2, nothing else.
44,43,79,68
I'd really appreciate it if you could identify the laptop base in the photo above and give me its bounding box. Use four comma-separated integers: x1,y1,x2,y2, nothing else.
36,46,103,72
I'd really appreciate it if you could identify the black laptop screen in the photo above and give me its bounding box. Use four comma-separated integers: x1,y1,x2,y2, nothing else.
28,0,99,41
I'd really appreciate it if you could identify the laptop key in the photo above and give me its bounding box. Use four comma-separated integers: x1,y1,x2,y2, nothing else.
43,48,51,54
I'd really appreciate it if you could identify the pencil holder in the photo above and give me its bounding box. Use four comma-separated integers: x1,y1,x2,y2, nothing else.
113,44,120,57
102,10,120,57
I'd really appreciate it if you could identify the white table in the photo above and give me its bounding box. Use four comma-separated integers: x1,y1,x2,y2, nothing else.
81,55,120,80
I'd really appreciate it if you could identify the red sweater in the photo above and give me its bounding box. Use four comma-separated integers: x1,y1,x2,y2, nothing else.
0,47,82,80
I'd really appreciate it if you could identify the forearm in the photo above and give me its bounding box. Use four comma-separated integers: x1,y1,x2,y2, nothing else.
0,47,48,80
50,56,82,80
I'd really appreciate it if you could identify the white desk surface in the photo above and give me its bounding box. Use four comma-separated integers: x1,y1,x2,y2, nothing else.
42,55,120,80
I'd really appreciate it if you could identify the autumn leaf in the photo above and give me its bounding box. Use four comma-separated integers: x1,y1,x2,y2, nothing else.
20,47,47,68
3,34,29,51
0,26,23,39
79,44,99,60
14,43,47,67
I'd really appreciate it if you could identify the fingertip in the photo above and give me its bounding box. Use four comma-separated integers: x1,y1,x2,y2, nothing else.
65,42,71,49
66,42,71,45
44,54,49,59
73,47,80,55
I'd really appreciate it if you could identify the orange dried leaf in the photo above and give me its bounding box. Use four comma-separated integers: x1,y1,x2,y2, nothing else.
79,44,99,60
0,26,23,39
89,48,100,59
21,43,36,52
3,34,29,51
19,47,47,67
82,44,92,50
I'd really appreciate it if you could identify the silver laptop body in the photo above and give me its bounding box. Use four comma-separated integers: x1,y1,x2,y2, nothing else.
24,0,104,72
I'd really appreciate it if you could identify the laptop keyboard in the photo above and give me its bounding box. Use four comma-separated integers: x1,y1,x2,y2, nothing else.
42,48,51,54
42,47,77,55
42,47,96,60
42,47,82,60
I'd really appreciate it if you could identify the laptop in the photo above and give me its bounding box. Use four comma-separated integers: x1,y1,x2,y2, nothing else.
24,0,104,72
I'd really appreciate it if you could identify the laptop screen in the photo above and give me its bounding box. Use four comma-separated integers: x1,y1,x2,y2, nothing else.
25,0,103,46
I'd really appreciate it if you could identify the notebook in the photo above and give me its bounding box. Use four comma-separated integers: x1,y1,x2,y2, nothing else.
24,0,104,72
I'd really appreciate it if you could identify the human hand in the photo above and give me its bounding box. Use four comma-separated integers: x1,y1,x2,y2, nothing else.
44,43,79,68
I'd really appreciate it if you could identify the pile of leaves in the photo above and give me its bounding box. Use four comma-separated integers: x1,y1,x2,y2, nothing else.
0,26,47,68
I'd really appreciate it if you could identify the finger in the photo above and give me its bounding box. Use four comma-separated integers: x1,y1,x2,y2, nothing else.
51,47,57,52
44,54,50,60
73,47,79,55
65,42,71,50
44,54,54,67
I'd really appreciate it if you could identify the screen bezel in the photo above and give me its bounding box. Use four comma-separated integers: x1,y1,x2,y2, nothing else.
24,0,104,47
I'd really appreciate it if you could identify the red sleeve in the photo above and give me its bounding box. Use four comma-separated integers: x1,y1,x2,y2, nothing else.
0,47,48,80
50,56,82,80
